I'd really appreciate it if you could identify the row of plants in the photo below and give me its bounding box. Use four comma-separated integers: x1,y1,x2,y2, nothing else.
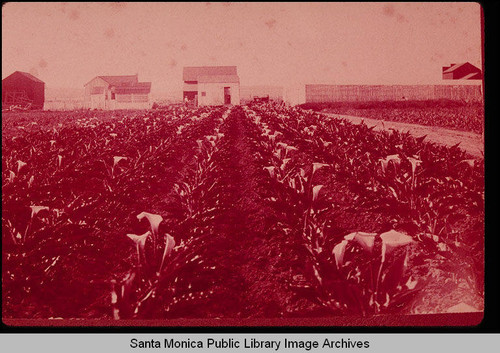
2,106,227,318
247,102,484,314
2,102,484,318
112,108,231,319
300,101,484,134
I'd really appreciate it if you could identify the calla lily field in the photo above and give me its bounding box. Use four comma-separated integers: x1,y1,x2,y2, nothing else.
2,103,484,320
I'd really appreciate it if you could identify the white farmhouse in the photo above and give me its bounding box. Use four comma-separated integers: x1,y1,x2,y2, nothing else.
84,74,151,110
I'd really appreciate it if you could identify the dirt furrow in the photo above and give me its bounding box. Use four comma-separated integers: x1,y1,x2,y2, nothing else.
194,106,300,318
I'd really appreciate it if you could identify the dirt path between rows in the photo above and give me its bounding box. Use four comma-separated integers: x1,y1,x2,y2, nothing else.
196,107,302,318
323,113,484,159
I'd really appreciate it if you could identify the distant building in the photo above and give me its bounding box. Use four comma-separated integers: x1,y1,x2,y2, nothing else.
84,74,151,110
442,62,482,80
2,71,45,109
183,66,240,106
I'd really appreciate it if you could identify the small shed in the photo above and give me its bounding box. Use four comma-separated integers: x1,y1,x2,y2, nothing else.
2,71,45,109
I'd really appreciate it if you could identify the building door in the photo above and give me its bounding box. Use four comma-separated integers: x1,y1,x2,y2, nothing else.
224,87,231,105
183,91,198,107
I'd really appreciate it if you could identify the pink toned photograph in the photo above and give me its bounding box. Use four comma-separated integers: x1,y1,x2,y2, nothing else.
2,2,484,326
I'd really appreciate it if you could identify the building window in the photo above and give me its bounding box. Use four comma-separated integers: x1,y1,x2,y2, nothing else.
111,92,115,100
201,92,206,96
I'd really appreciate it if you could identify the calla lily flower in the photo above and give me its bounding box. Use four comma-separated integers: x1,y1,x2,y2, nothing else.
405,276,418,290
312,163,329,176
17,160,27,173
127,231,151,266
28,175,34,188
332,240,349,268
380,230,414,262
159,234,176,273
264,166,275,178
344,232,378,252
113,156,128,168
8,170,16,182
312,185,323,202
379,154,401,174
281,158,291,170
407,156,422,175
57,155,63,168
30,205,50,218
137,212,163,235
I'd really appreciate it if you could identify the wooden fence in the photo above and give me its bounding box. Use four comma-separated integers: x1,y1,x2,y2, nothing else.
305,84,483,103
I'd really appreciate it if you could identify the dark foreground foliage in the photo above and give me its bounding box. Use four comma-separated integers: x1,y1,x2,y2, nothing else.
2,104,483,319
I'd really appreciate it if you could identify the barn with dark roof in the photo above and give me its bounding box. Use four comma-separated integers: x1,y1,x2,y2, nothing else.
183,66,240,106
2,71,45,109
442,62,482,80
84,74,152,110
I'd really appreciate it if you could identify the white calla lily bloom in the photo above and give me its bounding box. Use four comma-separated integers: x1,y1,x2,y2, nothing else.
17,160,27,173
159,234,176,273
332,240,349,268
30,205,50,218
312,163,329,176
344,232,378,252
113,156,128,168
137,212,163,235
379,154,401,174
407,156,422,175
380,230,414,262
127,231,151,266
264,166,275,178
312,185,323,202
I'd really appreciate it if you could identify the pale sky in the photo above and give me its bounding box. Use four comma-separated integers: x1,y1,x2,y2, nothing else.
2,2,483,93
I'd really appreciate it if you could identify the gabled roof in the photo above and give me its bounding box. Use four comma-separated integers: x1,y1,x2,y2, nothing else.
3,71,45,84
84,75,151,94
443,63,468,74
442,62,482,80
113,82,151,94
98,75,138,86
84,75,139,87
183,66,238,81
198,75,240,83
460,72,482,80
